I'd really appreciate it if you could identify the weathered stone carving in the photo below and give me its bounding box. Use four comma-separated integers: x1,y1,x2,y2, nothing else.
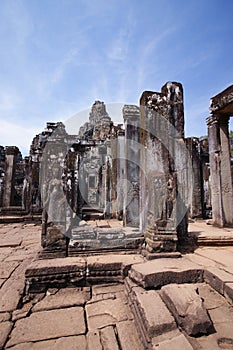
140,82,188,254
207,86,233,227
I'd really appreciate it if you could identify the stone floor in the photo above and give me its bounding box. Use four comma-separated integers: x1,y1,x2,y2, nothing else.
0,221,233,349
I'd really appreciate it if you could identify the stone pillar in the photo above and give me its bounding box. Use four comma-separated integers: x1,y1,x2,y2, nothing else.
206,115,233,226
123,105,140,227
186,137,202,218
116,129,125,220
2,146,19,207
139,82,188,255
219,116,233,225
207,116,223,225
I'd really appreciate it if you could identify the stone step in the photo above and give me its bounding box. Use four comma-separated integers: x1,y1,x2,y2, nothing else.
25,254,144,293
124,277,194,350
128,257,204,289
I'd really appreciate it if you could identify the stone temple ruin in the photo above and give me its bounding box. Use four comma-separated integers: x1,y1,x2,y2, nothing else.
0,82,233,349
2,81,232,253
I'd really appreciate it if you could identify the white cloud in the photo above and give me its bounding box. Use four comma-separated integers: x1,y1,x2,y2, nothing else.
0,119,42,156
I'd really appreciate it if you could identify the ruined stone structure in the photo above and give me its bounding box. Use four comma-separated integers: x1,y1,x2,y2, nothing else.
207,85,233,227
1,81,232,255
0,146,24,211
139,82,189,254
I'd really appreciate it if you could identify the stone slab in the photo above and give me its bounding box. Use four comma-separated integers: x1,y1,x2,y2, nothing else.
0,238,22,248
224,283,233,304
0,279,5,288
160,284,213,336
25,257,86,277
100,326,119,350
92,283,124,296
0,275,25,312
0,261,19,279
7,307,86,347
204,267,233,295
195,248,233,267
0,321,12,350
86,298,129,330
116,320,143,350
152,332,194,350
129,258,203,288
0,313,11,323
87,331,102,350
132,287,176,338
32,287,90,312
6,335,87,350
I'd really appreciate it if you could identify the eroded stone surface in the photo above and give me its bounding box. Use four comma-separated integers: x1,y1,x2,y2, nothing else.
152,332,194,350
160,284,213,336
87,331,102,350
86,298,129,330
6,336,87,350
32,287,90,312
0,321,12,350
116,320,143,350
6,307,86,347
129,258,203,288
100,326,119,350
204,267,233,295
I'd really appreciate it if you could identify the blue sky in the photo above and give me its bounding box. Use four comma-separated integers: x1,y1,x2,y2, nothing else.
0,0,233,155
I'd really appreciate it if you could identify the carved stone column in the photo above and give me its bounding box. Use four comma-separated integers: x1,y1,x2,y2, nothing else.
116,129,125,220
208,115,233,226
123,105,140,227
219,116,233,226
139,82,188,255
186,137,203,218
2,146,19,207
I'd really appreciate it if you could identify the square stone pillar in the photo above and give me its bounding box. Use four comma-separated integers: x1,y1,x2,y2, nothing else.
123,105,140,227
116,129,125,220
219,116,233,226
207,115,233,226
139,82,188,254
2,146,19,207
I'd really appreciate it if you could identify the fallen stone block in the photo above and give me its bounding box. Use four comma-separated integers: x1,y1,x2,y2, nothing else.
160,284,213,336
129,258,203,289
132,288,177,339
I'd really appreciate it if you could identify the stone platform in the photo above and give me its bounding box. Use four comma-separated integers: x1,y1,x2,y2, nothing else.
1,221,233,349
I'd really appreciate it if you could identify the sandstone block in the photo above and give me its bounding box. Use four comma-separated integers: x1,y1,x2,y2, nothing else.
204,267,233,295
129,258,203,288
87,331,102,350
224,283,233,304
0,321,12,350
152,331,194,350
116,320,143,350
160,284,213,336
7,307,86,347
86,298,128,330
6,336,87,350
100,326,119,350
32,287,90,312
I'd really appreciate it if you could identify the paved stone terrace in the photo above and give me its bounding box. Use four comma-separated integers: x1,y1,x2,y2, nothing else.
0,221,233,349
